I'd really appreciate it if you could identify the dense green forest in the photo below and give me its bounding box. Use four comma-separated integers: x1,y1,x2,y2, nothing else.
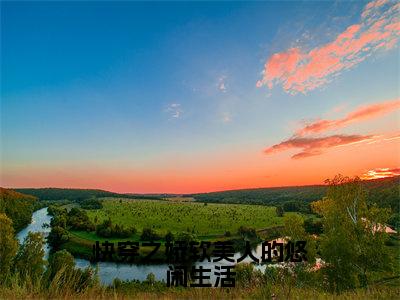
193,185,326,209
0,188,37,231
191,176,400,228
14,188,162,201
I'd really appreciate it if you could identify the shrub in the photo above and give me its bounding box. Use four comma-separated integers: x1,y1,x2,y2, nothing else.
96,219,135,238
238,226,257,239
141,228,161,241
165,231,175,243
47,226,70,250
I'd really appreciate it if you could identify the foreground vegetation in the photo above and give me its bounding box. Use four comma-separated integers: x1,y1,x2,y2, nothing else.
1,261,399,299
1,175,399,299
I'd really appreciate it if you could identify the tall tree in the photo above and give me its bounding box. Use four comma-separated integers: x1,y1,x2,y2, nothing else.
0,213,18,282
312,175,392,292
14,232,46,282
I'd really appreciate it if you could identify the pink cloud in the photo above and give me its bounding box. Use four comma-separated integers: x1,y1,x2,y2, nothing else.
257,0,400,94
264,134,374,159
297,98,400,135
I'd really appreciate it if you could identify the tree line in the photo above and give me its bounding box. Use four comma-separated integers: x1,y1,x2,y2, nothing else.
0,188,37,231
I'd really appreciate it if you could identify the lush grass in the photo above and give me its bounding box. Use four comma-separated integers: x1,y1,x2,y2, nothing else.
1,267,399,300
85,198,286,236
63,198,291,260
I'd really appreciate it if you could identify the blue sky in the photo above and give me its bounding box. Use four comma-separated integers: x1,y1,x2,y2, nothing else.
1,1,399,193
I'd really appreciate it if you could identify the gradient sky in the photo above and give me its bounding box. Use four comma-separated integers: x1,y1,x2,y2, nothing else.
1,0,399,193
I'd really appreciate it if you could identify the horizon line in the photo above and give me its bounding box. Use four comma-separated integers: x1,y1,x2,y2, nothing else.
3,175,398,196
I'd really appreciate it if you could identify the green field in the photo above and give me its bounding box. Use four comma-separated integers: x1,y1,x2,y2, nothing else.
84,198,285,237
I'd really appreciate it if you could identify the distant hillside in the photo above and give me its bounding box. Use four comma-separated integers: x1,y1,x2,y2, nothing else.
13,188,162,201
192,176,400,214
11,176,400,214
192,185,326,213
0,187,37,231
364,176,400,214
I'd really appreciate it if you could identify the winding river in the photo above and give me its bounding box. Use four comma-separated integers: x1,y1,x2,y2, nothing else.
18,207,272,285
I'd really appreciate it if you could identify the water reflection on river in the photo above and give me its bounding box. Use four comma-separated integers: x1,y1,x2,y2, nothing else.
19,207,277,285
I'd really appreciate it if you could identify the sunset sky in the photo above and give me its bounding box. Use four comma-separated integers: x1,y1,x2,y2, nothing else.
1,0,399,193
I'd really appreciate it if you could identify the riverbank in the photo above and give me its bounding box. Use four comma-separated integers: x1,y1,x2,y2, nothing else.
19,207,281,284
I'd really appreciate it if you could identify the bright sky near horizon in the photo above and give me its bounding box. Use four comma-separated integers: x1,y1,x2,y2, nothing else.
1,0,399,193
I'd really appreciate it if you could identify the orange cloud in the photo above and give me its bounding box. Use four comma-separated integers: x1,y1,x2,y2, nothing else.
264,134,375,159
257,0,400,94
360,167,400,180
297,98,400,136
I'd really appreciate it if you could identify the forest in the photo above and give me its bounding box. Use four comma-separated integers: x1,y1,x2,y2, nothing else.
14,188,162,201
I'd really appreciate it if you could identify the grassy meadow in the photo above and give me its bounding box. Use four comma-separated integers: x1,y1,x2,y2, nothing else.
58,197,294,260
84,198,286,237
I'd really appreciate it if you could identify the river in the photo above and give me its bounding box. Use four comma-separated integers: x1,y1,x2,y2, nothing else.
18,207,274,285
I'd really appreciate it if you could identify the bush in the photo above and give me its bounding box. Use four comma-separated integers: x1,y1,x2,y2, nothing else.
47,252,97,294
238,226,257,239
80,198,103,210
235,263,265,288
141,228,161,241
165,231,175,243
96,219,135,238
176,231,197,244
67,208,95,231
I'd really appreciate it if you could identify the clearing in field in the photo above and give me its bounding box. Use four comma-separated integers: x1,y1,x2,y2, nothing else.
84,198,284,237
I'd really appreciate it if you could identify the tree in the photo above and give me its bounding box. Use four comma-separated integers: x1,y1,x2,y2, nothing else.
304,217,323,234
0,188,37,231
282,214,316,264
388,213,400,231
176,231,197,245
312,175,392,292
50,214,67,229
0,213,18,281
282,214,305,240
141,228,160,241
276,206,284,217
14,232,46,281
47,226,70,250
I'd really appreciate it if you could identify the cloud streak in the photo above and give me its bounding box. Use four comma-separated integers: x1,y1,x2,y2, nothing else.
264,134,375,159
257,0,400,94
360,167,400,180
297,98,400,136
